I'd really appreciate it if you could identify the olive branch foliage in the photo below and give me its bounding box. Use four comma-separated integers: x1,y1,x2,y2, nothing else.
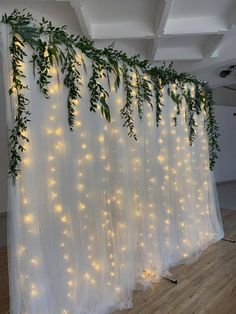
2,9,220,182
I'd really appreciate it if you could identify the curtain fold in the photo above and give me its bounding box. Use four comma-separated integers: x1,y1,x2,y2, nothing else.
2,32,224,314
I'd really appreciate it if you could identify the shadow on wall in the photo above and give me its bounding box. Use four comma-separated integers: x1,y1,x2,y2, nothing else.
217,181,236,211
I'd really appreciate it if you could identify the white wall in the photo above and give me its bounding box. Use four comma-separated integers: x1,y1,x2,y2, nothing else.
214,105,236,182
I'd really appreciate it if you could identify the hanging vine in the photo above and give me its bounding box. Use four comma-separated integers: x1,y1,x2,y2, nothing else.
202,84,220,170
121,65,137,140
2,9,220,182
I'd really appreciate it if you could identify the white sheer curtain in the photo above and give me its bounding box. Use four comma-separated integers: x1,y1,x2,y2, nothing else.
2,26,224,314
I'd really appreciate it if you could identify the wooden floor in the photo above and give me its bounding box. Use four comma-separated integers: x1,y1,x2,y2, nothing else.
1,209,236,314
0,247,9,314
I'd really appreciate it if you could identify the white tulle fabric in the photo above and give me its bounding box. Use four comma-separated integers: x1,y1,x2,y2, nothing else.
3,28,224,314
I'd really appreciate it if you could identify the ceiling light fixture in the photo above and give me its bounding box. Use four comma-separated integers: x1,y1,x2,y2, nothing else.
220,65,236,78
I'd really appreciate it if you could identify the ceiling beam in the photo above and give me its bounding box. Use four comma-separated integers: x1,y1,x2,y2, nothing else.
156,0,175,35
69,0,92,37
148,0,175,59
203,34,225,58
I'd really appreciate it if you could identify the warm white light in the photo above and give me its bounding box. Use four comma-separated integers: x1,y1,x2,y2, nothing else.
23,198,28,205
18,245,26,256
31,284,38,297
23,214,33,224
157,155,165,163
22,158,31,166
48,155,54,161
67,267,73,273
61,215,68,223
55,141,64,151
116,97,122,105
55,128,63,136
85,154,92,161
30,258,39,266
48,178,56,186
78,184,84,191
51,192,58,199
79,203,86,210
54,204,63,213
98,135,105,143
84,273,90,280
46,128,53,135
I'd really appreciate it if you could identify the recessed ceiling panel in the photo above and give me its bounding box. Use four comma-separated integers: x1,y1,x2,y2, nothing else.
169,0,233,19
83,0,158,25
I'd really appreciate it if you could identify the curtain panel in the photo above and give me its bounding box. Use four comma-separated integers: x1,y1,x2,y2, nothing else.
1,24,224,314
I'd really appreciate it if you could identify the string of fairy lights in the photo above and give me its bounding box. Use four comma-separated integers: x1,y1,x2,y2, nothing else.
12,62,220,313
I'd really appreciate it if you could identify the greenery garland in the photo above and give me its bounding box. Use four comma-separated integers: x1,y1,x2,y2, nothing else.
2,9,220,182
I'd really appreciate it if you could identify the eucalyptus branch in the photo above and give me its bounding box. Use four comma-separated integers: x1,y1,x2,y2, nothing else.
169,87,182,126
134,68,143,119
184,88,198,145
88,61,110,122
149,68,163,127
8,34,30,182
121,65,137,140
1,9,220,182
134,68,153,119
32,40,51,98
61,45,82,130
202,84,220,170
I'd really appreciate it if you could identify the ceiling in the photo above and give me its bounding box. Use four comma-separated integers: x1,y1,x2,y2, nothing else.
1,0,236,90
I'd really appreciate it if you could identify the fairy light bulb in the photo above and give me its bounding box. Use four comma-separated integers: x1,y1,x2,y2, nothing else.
78,184,84,191
84,273,90,280
67,267,73,274
61,215,68,223
23,198,28,205
31,284,38,297
48,178,56,186
157,155,165,163
79,203,86,210
98,135,105,143
116,97,122,105
23,214,33,224
22,158,31,166
18,245,26,256
48,155,54,161
85,154,92,161
30,258,39,266
55,128,63,136
48,67,57,75
54,204,63,213
68,280,73,287
51,192,57,199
